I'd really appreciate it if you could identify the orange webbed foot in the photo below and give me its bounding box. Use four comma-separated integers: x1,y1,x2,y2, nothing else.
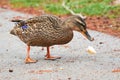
45,56,61,60
25,57,37,64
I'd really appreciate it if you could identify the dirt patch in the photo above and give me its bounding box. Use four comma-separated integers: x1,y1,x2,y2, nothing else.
0,0,120,38
86,16,120,38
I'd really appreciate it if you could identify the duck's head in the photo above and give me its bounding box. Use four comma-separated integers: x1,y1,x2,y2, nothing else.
66,15,94,41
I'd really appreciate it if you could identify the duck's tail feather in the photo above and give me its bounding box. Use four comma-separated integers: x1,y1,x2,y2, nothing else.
11,19,23,22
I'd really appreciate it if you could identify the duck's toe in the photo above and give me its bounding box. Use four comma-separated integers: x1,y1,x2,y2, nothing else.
25,57,37,64
44,55,61,60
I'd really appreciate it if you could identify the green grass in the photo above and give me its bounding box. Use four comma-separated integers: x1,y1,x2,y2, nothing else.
10,0,42,7
66,0,116,16
10,0,120,18
44,4,69,15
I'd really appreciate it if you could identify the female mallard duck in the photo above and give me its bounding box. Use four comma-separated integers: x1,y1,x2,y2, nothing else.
10,14,94,63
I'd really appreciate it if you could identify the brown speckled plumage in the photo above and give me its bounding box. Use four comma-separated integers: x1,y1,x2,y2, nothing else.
11,15,74,46
10,14,94,63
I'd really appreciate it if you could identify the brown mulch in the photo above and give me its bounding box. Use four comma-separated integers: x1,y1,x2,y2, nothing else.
0,0,120,38
86,16,120,38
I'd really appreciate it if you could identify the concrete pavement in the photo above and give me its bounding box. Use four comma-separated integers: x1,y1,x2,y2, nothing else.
0,8,120,80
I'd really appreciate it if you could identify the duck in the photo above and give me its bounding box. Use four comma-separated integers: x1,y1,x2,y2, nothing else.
10,14,94,63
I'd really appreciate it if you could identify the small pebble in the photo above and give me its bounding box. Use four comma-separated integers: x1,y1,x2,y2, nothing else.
9,69,13,72
6,49,8,51
99,42,103,44
68,77,71,80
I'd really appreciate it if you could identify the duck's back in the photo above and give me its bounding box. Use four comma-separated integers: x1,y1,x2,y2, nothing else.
17,15,73,46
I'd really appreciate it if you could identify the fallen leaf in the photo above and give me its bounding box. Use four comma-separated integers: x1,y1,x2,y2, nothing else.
64,45,69,48
39,70,53,73
114,49,120,52
28,70,53,74
112,68,120,72
28,70,35,73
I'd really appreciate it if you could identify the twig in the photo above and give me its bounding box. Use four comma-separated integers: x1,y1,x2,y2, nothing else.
62,1,75,15
62,0,86,19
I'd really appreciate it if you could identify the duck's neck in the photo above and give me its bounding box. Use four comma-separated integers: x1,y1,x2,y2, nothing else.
62,16,75,29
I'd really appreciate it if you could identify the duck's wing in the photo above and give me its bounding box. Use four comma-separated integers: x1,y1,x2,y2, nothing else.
10,15,62,36
26,15,62,29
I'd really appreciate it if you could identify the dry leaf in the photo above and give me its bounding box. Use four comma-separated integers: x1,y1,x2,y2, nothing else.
112,68,120,72
28,70,53,74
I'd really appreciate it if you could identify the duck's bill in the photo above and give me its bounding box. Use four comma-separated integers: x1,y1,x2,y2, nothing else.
81,31,94,41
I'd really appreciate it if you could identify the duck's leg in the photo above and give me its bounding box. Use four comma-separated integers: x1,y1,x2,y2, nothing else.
45,46,61,60
25,45,37,63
